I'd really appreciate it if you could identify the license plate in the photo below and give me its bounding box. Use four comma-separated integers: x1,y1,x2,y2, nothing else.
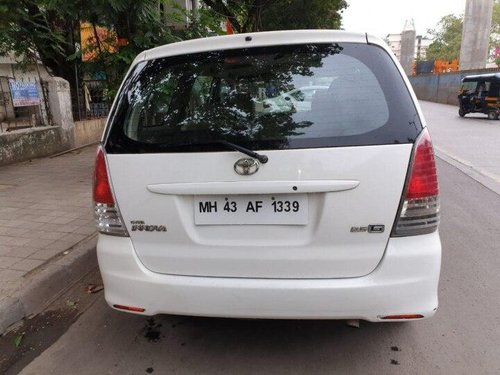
194,194,308,225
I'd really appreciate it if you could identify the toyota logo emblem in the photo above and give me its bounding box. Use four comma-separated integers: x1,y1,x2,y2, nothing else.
234,158,260,176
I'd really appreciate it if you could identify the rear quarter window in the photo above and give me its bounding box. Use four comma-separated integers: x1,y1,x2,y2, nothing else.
105,42,422,154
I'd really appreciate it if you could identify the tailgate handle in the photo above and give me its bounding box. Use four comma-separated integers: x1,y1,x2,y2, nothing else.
147,180,360,195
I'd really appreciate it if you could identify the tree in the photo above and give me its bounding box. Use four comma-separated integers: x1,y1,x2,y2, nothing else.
426,1,500,63
0,0,348,97
260,0,347,31
78,0,181,95
0,0,81,86
426,14,463,61
201,0,347,33
0,0,167,89
0,0,193,95
201,0,271,33
490,0,500,64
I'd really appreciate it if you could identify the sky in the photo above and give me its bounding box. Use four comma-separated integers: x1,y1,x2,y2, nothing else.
342,0,467,39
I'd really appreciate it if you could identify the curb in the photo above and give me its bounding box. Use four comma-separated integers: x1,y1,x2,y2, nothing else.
435,147,500,196
0,234,98,334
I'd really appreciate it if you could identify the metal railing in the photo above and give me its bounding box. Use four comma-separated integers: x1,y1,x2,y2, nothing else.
72,80,110,121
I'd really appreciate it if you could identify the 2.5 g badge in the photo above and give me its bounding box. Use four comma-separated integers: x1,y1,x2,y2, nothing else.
350,225,385,233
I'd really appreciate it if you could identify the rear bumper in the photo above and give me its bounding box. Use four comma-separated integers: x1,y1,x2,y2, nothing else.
97,233,441,322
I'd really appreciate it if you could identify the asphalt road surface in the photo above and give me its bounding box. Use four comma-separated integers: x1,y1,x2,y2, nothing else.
11,103,500,374
421,100,500,184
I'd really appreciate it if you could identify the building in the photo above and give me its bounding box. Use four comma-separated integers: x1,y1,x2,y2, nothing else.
386,34,432,60
415,35,433,60
386,33,402,59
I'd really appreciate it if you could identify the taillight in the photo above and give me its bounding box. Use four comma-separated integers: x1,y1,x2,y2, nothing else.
392,128,440,236
93,146,129,237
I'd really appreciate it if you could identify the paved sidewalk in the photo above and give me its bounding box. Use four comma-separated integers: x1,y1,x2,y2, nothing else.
0,145,97,329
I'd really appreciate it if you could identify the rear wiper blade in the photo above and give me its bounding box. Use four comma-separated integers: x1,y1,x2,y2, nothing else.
217,140,268,164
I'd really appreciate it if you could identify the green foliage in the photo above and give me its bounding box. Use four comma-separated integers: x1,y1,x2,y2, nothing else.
170,2,226,41
14,332,24,348
492,1,500,35
0,0,347,95
201,0,262,33
0,0,77,75
426,14,463,61
426,1,500,62
201,0,347,33
261,0,347,31
80,0,181,95
491,0,500,55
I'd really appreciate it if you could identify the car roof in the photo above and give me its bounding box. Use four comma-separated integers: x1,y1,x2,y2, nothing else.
134,30,379,65
462,73,500,83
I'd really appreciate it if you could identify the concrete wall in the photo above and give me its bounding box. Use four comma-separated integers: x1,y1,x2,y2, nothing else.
0,76,84,166
46,77,74,146
0,127,67,166
409,68,500,105
74,118,106,147
0,117,106,167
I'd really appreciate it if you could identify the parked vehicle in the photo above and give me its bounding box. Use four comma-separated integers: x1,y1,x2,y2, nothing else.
94,30,441,322
458,73,500,119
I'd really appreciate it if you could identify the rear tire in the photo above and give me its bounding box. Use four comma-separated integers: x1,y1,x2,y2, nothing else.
487,111,499,120
458,108,466,117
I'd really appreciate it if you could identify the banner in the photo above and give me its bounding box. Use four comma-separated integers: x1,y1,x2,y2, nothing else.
8,80,40,107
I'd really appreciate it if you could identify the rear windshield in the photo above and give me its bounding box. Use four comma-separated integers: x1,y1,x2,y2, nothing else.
105,43,421,154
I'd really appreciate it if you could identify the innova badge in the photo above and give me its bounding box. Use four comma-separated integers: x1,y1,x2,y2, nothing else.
234,158,260,176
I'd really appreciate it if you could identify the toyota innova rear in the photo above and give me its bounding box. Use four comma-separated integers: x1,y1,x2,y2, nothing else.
95,30,441,321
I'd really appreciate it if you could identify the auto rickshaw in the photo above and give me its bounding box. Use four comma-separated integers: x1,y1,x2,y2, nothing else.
458,73,500,119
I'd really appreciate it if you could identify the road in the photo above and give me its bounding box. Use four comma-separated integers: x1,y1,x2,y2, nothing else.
421,101,500,189
8,102,500,374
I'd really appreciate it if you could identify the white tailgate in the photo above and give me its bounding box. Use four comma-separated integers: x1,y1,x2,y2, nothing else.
107,145,411,278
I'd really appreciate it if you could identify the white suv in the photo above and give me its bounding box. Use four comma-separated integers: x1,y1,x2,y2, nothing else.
94,30,441,321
